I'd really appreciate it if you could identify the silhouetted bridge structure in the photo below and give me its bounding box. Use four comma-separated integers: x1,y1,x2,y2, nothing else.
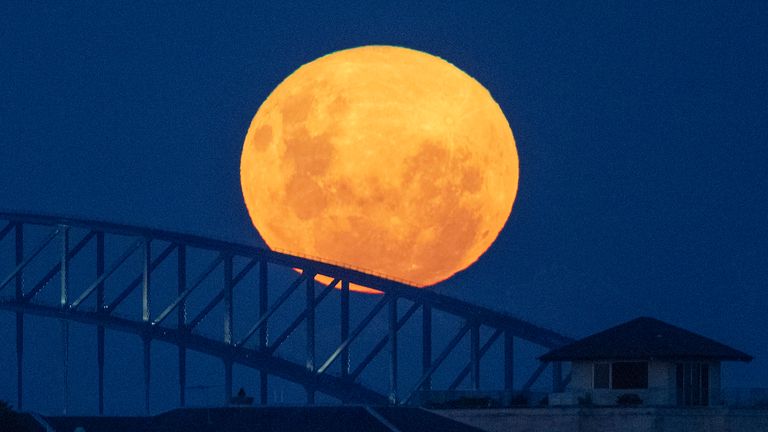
0,212,573,414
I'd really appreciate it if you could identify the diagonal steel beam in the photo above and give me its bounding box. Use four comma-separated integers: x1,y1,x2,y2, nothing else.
0,227,60,293
349,301,421,381
232,257,258,288
104,243,176,313
522,361,549,392
152,253,224,326
236,273,307,347
448,328,503,390
22,231,96,302
187,290,224,331
69,239,144,310
0,221,13,243
404,321,472,403
316,294,391,375
267,279,339,355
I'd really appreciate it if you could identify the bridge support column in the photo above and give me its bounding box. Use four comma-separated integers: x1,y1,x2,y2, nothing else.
16,313,23,411
178,347,186,407
142,240,151,323
259,260,268,405
552,361,563,393
60,225,69,415
15,223,23,411
224,255,233,405
224,360,233,406
389,296,398,404
178,245,187,407
504,331,514,392
341,280,350,380
96,232,105,415
141,238,152,415
97,327,105,414
61,321,69,415
471,323,480,391
306,275,315,405
223,255,233,346
422,303,432,391
143,337,151,415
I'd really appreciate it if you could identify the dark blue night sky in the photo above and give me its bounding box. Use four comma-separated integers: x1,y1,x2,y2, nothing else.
1,1,767,415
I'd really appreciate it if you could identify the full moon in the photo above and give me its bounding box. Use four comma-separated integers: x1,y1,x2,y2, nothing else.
241,46,518,291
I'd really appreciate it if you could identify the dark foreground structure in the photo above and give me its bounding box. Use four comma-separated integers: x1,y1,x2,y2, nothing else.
27,405,768,432
39,406,484,432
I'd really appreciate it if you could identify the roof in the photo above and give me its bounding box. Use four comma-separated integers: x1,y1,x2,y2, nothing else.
43,406,486,432
540,317,753,362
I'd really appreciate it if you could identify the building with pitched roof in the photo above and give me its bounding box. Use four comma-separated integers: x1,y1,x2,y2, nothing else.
540,317,752,407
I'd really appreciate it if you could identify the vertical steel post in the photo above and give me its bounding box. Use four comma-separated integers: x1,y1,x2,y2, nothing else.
60,225,69,415
15,313,23,411
223,255,233,404
422,303,432,391
471,323,480,391
306,274,315,405
504,331,514,392
389,296,398,404
96,232,105,415
60,226,69,308
223,255,233,345
15,223,23,411
62,321,69,415
258,260,268,405
142,239,151,322
142,239,151,414
340,280,350,379
178,348,187,407
177,245,187,407
553,361,563,393
224,360,233,406
143,337,151,415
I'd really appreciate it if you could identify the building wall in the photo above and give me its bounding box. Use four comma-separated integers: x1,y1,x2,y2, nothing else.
570,361,592,390
438,407,768,432
711,362,722,404
562,360,676,406
558,360,722,407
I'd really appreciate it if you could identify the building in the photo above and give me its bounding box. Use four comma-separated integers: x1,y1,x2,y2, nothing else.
540,317,752,407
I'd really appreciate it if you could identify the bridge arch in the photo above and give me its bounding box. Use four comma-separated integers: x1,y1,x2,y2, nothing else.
0,212,572,414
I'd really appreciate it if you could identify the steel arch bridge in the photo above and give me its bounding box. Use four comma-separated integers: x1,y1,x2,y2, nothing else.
0,212,573,414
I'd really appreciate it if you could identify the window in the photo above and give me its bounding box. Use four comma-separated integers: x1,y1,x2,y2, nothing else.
593,361,649,390
594,363,610,389
612,362,649,389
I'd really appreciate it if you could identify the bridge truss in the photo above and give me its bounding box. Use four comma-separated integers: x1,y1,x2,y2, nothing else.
0,212,572,414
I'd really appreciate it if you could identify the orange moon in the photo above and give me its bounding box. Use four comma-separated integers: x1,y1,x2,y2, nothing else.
241,46,518,291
